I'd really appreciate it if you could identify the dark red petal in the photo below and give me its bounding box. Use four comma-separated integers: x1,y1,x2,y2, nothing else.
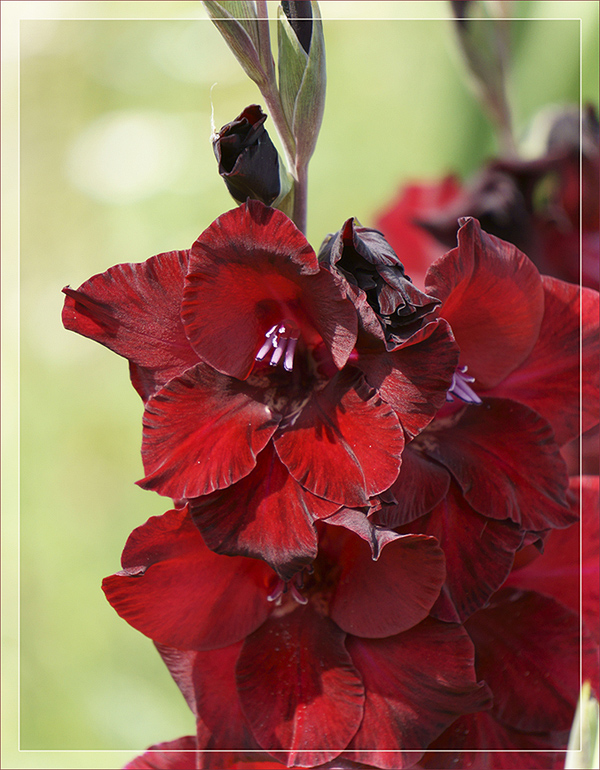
425,218,545,389
274,368,403,507
183,201,357,379
190,643,259,754
322,522,445,638
153,645,199,716
422,398,574,531
404,487,523,623
373,444,451,528
359,319,459,439
155,643,272,770
139,363,280,499
488,277,600,446
102,508,272,650
344,618,491,768
323,507,407,558
423,712,568,769
190,446,338,580
507,477,599,638
62,251,198,399
198,759,285,769
465,588,597,733
124,736,198,770
236,604,365,767
125,734,277,770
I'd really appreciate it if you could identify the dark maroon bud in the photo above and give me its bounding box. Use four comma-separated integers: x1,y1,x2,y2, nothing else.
212,104,281,206
320,218,440,348
546,103,599,156
281,1,313,54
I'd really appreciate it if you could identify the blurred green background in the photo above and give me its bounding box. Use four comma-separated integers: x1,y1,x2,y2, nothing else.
3,0,598,767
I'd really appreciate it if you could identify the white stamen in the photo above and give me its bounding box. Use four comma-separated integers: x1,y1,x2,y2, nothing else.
267,580,286,603
289,582,308,605
256,338,275,361
283,337,298,371
256,320,300,371
270,340,285,366
255,325,279,360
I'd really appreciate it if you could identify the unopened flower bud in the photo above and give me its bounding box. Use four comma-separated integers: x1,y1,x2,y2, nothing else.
320,218,440,348
213,104,286,207
281,0,313,54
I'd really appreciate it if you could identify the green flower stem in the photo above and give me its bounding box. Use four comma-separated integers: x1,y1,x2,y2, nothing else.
487,89,517,158
291,161,308,235
260,73,310,235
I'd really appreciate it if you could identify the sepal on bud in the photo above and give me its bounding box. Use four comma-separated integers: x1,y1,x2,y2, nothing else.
277,0,326,167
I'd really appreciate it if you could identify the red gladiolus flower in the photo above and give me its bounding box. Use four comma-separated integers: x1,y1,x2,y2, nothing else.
421,476,600,769
376,107,600,292
104,506,491,769
372,217,599,621
62,201,459,577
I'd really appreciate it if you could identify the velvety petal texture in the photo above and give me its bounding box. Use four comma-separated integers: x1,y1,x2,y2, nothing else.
323,525,446,638
236,604,365,767
373,444,451,528
506,476,599,638
464,588,594,733
425,217,545,389
189,446,339,580
358,319,459,440
190,643,259,754
183,200,357,380
62,251,198,399
139,364,280,499
273,369,404,507
124,736,199,770
156,644,283,769
344,618,491,767
400,486,523,623
423,712,568,769
420,398,573,531
102,508,272,651
489,277,600,446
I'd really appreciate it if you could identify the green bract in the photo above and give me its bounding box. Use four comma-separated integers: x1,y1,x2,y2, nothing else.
277,0,326,168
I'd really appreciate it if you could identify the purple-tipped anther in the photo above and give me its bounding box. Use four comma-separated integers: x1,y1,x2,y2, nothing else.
255,320,300,372
266,572,309,607
446,365,482,405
